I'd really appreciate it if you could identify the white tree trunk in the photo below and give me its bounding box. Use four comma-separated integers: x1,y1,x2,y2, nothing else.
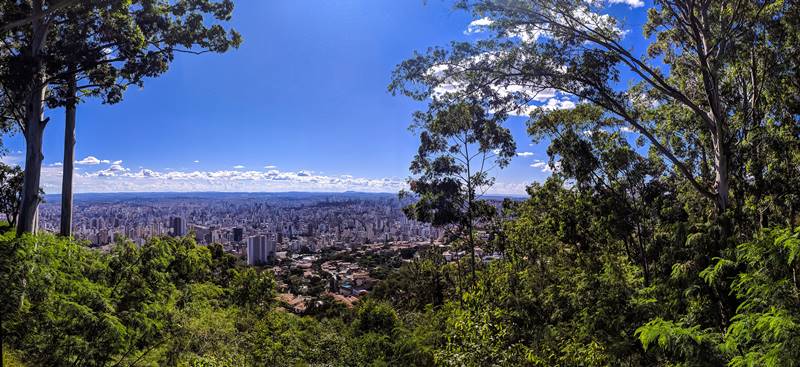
17,0,49,236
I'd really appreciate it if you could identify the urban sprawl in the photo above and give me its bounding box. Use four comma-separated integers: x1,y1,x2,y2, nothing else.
37,192,501,313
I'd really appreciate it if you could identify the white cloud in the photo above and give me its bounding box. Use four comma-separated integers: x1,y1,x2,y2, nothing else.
74,156,114,165
193,160,200,163
1,154,21,166
516,152,534,157
51,162,63,167
75,156,103,165
1,152,530,196
506,24,549,44
465,17,493,34
543,98,576,110
428,50,578,116
233,165,245,169
531,159,561,173
608,0,645,8
264,165,277,169
446,7,629,110
107,164,128,172
86,163,131,177
508,97,577,116
37,166,412,195
620,126,637,134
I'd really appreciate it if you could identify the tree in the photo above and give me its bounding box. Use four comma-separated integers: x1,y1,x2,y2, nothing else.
49,0,241,237
388,3,800,364
0,163,24,228
0,0,82,33
390,0,796,228
0,0,51,235
400,100,515,287
0,0,242,235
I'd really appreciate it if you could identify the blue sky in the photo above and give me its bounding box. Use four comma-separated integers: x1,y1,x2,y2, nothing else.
2,0,649,195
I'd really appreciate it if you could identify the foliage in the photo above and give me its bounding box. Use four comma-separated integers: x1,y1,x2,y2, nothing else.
0,163,24,227
0,232,440,366
383,0,800,365
401,100,515,290
636,227,800,366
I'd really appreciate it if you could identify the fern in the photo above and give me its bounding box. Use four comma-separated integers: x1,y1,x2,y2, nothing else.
636,318,710,351
700,257,736,285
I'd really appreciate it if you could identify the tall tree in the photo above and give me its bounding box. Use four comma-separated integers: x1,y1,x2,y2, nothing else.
0,0,51,235
401,100,515,286
1,0,242,235
58,70,75,236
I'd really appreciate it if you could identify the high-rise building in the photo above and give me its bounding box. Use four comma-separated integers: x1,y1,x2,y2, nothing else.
233,227,244,242
247,235,275,266
170,217,186,237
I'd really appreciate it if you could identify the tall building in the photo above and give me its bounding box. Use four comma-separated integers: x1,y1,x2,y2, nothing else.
170,217,186,237
190,224,211,244
247,235,275,266
233,227,244,242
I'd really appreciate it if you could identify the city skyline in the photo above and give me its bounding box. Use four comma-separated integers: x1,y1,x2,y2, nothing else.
0,1,649,195
36,191,445,249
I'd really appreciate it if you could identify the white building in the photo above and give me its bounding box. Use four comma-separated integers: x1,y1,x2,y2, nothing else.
247,235,276,265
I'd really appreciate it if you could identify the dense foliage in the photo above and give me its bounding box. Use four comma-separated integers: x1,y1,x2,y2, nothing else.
3,220,799,366
0,231,442,366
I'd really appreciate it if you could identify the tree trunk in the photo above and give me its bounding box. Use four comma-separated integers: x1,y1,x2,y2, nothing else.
712,120,730,215
17,81,46,236
16,0,49,236
468,219,476,285
714,150,729,214
60,72,77,237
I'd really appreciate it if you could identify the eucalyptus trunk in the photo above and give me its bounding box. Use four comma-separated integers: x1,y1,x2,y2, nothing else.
17,75,47,235
60,72,77,237
713,132,730,214
16,0,49,236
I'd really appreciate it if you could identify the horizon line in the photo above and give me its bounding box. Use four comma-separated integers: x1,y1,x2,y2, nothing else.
42,190,528,198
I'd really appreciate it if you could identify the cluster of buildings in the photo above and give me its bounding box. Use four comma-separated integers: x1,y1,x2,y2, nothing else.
36,192,505,312
37,193,443,262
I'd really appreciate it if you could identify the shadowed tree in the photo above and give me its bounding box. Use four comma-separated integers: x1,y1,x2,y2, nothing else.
0,162,24,228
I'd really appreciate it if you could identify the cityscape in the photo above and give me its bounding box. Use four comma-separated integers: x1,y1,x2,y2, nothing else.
38,192,442,251
37,191,501,313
